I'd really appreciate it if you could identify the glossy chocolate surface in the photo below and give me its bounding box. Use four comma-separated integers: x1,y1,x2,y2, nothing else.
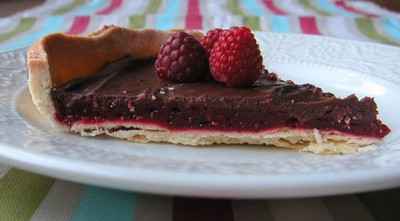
51,57,390,138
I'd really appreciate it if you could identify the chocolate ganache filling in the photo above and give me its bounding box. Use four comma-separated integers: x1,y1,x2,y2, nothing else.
51,57,390,138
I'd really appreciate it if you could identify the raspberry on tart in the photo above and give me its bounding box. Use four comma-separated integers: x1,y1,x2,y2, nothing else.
155,31,208,82
200,28,224,56
27,26,390,154
209,26,264,87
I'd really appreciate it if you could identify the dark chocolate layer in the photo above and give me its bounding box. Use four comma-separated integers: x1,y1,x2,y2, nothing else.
51,57,390,138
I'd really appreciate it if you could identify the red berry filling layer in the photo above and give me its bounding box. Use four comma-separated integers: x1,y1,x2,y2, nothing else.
51,57,390,138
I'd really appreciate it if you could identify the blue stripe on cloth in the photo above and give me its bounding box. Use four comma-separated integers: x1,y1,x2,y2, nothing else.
271,15,290,32
75,0,108,15
71,186,135,221
382,17,400,41
0,16,64,51
315,0,353,17
154,0,181,30
242,0,265,16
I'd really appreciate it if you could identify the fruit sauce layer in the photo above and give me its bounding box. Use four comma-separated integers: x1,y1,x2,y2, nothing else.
51,57,390,138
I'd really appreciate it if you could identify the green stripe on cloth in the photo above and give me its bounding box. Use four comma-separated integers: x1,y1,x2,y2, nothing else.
146,0,162,14
0,18,36,43
243,17,261,30
129,0,163,28
129,15,146,29
298,0,331,16
355,17,398,46
227,0,243,15
52,0,86,15
0,169,54,221
227,0,260,30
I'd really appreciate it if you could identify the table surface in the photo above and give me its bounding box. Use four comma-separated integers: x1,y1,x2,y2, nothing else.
1,1,400,221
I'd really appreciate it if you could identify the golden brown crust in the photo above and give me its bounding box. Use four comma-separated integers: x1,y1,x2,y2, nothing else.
27,40,61,128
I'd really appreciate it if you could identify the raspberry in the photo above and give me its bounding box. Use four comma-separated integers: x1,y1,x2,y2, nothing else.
209,26,263,87
266,72,278,81
155,32,208,83
200,28,224,56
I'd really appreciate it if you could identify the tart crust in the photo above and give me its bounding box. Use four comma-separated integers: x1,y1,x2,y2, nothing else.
71,121,378,154
27,26,383,154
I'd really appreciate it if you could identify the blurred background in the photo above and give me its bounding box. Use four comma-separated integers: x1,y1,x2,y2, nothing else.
0,0,400,52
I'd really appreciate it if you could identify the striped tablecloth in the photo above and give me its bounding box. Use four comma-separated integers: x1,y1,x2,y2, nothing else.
1,1,400,220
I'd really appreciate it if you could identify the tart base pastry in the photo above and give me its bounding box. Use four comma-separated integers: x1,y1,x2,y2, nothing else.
72,122,378,154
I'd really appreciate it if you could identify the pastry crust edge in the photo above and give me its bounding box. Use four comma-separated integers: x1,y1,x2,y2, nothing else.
70,121,378,154
27,41,64,130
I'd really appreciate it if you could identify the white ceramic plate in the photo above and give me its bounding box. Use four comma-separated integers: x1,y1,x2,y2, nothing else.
1,33,400,199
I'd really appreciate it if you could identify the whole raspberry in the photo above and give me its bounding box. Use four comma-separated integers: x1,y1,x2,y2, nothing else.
209,26,263,87
155,32,208,83
200,28,224,56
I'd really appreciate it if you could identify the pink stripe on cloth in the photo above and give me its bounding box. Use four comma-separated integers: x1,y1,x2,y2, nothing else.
299,16,321,35
334,0,377,17
66,16,90,35
96,0,123,15
262,0,287,15
185,0,202,29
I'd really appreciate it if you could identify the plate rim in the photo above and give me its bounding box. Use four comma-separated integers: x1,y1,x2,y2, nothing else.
1,141,400,199
1,32,400,198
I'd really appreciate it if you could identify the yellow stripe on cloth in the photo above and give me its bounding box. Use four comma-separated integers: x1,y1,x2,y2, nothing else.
0,169,54,221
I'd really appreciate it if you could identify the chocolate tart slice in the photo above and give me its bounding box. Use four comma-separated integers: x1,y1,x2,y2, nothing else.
27,26,390,154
